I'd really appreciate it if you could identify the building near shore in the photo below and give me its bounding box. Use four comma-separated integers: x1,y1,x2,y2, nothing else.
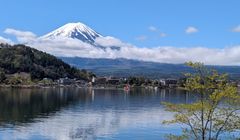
58,77,75,85
95,77,108,85
107,78,120,85
159,78,178,88
94,76,121,85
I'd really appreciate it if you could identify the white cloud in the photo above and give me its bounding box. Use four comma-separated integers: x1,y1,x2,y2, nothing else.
159,33,167,37
148,26,166,38
232,25,240,32
95,36,126,47
135,35,147,41
35,38,240,65
31,37,106,58
148,26,157,32
4,28,240,66
185,26,198,34
0,36,13,44
4,28,37,43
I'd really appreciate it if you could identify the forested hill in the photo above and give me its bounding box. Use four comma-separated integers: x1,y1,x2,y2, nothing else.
0,43,94,81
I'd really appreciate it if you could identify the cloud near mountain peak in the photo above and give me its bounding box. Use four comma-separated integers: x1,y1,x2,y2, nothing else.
3,26,240,66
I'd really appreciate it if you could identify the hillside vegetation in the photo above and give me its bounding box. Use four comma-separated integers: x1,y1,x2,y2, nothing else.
0,43,94,84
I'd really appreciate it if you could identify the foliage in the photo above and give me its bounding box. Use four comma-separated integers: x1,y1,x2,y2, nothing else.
0,44,94,83
5,73,32,85
165,133,189,140
127,76,146,86
163,62,240,140
39,78,54,85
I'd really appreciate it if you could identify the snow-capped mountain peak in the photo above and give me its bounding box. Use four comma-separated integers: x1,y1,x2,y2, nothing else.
40,22,121,50
40,22,102,44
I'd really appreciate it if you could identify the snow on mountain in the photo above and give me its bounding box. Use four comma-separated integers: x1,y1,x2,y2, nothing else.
40,22,103,45
39,22,122,51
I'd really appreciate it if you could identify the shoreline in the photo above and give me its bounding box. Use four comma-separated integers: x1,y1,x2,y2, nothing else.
0,84,182,90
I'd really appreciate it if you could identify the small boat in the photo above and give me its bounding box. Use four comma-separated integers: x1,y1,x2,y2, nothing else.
124,84,130,91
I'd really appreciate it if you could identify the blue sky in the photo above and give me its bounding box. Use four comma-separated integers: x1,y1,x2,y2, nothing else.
1,0,240,48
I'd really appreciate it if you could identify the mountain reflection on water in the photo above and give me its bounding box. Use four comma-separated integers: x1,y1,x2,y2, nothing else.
0,88,193,140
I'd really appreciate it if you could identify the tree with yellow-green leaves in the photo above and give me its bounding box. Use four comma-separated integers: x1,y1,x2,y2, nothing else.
163,62,240,140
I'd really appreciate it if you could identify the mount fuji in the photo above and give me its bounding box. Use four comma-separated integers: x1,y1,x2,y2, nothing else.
40,22,102,45
40,22,121,51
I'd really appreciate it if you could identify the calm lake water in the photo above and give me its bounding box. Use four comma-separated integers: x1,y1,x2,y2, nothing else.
0,88,195,140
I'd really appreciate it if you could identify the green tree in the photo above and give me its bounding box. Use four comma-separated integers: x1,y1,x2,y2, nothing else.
163,62,240,140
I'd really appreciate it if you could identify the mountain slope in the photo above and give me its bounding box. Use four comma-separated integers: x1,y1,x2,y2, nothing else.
61,57,240,79
0,43,93,81
40,22,102,45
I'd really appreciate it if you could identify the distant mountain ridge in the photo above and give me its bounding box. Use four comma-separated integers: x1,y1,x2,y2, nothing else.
60,57,240,79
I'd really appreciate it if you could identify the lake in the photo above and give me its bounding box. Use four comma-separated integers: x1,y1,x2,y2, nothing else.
0,88,195,140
